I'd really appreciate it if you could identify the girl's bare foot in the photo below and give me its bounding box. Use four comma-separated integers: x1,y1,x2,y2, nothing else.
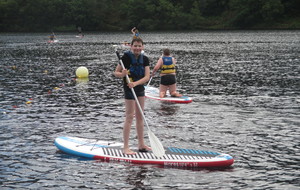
171,92,182,97
160,92,166,98
123,148,136,155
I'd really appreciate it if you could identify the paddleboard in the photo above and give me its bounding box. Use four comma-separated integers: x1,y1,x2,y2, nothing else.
54,136,234,168
48,39,59,43
145,86,192,104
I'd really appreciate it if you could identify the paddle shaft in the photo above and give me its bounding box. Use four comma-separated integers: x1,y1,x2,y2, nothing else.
146,77,152,87
116,51,150,131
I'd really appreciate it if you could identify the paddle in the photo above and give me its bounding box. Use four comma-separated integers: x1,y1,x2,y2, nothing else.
146,76,153,87
115,50,165,158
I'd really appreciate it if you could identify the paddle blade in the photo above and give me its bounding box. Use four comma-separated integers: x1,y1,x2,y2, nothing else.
148,130,165,158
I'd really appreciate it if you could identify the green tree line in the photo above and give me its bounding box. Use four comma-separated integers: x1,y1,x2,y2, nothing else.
1,0,300,32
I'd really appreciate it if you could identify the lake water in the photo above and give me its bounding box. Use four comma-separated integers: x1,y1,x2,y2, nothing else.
0,31,299,189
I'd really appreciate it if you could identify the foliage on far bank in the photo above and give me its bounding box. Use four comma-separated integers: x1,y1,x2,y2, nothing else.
1,0,300,32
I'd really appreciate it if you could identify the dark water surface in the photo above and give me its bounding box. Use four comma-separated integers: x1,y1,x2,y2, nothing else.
0,31,299,189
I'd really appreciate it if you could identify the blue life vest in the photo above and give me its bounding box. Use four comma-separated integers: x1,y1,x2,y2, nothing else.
162,56,172,65
133,32,140,39
124,51,144,82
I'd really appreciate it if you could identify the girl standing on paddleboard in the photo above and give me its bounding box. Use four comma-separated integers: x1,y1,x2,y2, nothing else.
114,38,151,155
151,48,182,98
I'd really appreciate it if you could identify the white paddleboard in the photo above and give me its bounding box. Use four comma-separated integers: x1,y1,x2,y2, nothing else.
145,86,192,104
55,136,234,168
48,39,59,43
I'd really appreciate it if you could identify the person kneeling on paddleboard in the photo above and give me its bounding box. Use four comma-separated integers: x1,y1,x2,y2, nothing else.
114,38,152,155
152,48,182,98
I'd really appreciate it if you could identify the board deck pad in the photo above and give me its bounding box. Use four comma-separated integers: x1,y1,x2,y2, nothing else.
55,136,234,168
145,86,192,104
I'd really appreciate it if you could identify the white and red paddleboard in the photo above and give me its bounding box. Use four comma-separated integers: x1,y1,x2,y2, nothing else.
47,39,59,43
55,136,234,168
145,86,192,104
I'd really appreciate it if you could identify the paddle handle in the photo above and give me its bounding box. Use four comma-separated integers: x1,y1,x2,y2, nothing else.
116,51,150,131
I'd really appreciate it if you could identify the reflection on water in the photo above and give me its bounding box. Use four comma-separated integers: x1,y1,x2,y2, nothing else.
0,31,299,189
76,78,90,84
157,103,180,116
75,78,90,94
125,166,149,189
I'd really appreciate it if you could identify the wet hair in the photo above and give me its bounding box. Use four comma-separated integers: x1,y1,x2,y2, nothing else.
131,37,144,45
163,48,170,56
